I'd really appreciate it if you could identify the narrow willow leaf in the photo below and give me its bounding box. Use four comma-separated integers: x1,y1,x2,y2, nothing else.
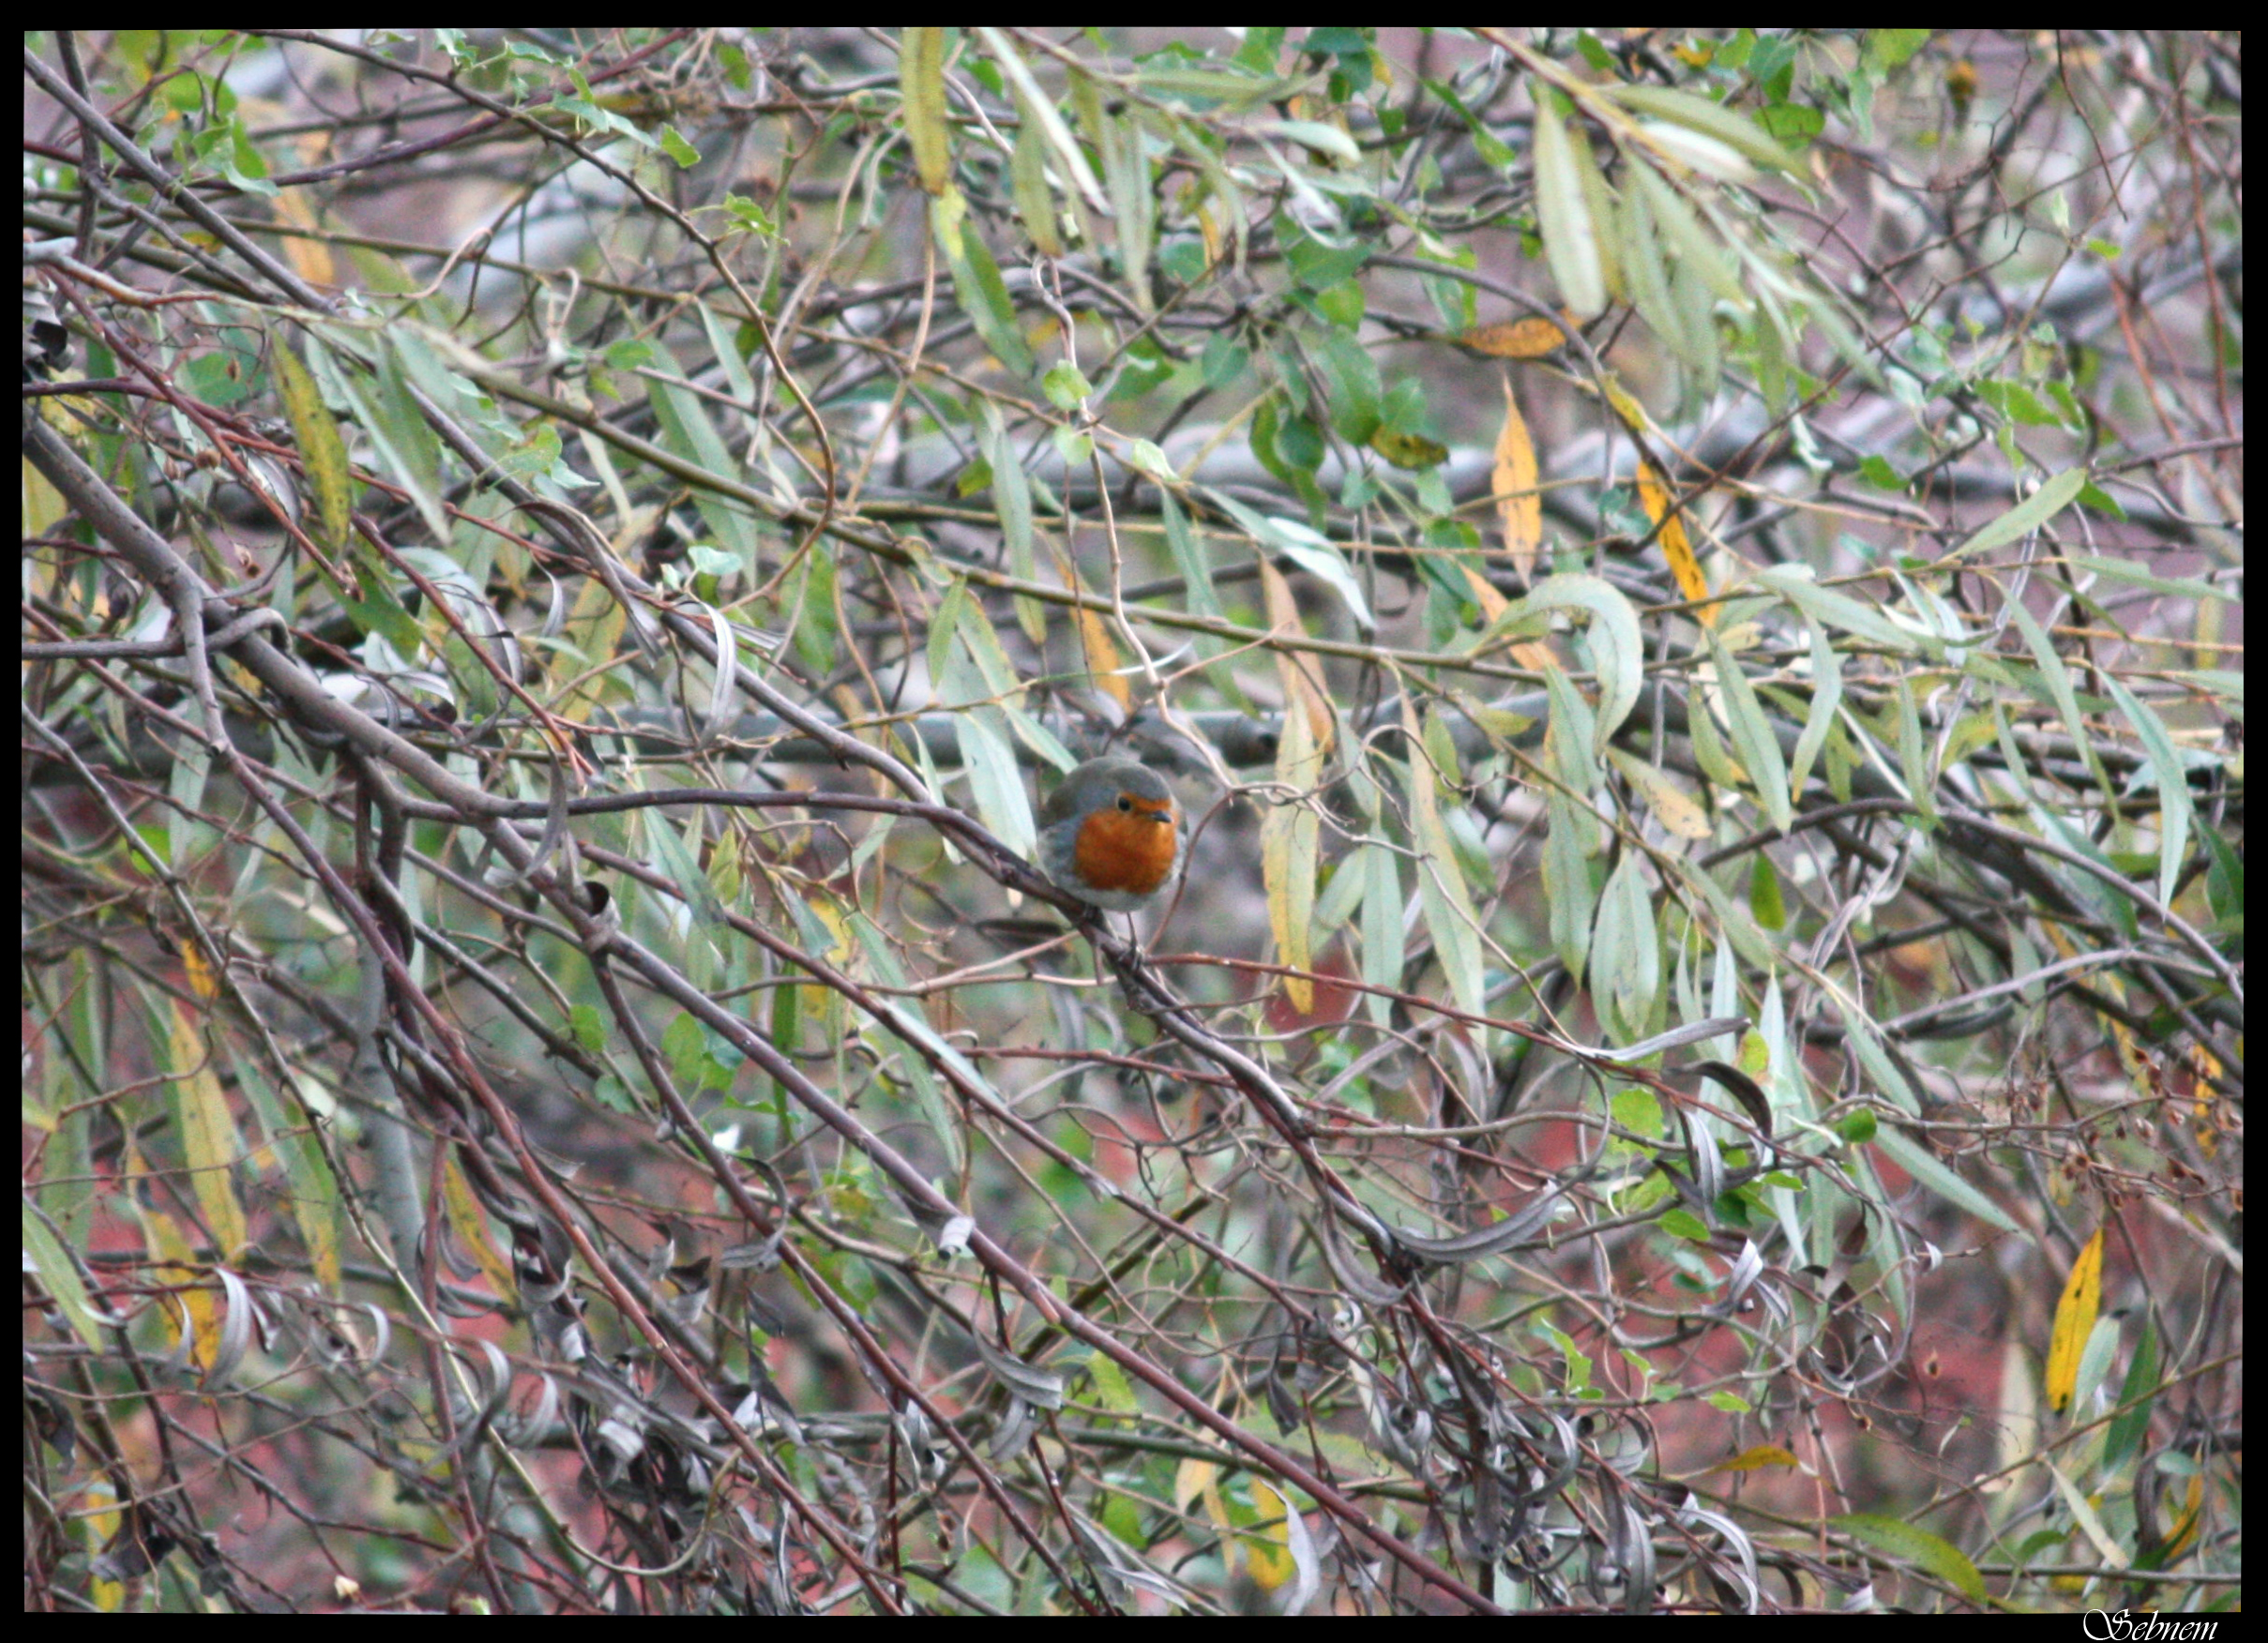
2005,595,2107,791
645,354,763,560
1605,82,1799,173
1263,705,1321,1012
1637,119,1757,184
1633,160,1744,306
1493,377,1542,577
1009,107,1063,256
1754,564,1926,656
1540,657,1602,806
1828,1514,1988,1605
1594,852,1661,1043
1088,94,1156,313
1893,673,1936,826
1504,574,1642,750
1707,630,1793,835
1359,838,1403,1027
2104,674,2194,910
1787,615,1842,800
169,1001,248,1258
2045,1228,2105,1415
901,27,952,195
1671,251,1722,387
1637,460,1709,619
975,27,1106,211
851,918,970,1176
1203,487,1373,630
1531,98,1606,320
1606,746,1712,839
975,400,1042,641
1565,123,1625,302
272,336,352,554
1617,170,1698,369
955,701,1036,861
1544,787,1597,981
934,186,1036,377
1407,706,1489,1022
1954,467,2089,557
1158,489,1223,622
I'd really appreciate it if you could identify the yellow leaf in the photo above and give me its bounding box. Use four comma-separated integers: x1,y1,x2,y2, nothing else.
1263,679,1321,1015
1243,1480,1298,1591
440,1153,516,1304
1259,556,1335,754
1606,746,1713,839
273,185,336,291
1368,428,1449,469
169,1002,248,1259
1493,378,1542,578
180,937,220,1002
1458,316,1567,359
1074,605,1127,711
1600,373,1653,439
2044,1228,2105,1415
1637,460,1713,624
1173,1452,1217,1518
1714,1443,1801,1472
271,338,354,558
1460,563,1509,624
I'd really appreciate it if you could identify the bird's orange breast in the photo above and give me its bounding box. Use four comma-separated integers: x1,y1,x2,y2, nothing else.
1073,796,1178,897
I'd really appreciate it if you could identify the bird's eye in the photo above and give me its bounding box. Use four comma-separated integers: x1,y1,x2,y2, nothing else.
1117,795,1133,812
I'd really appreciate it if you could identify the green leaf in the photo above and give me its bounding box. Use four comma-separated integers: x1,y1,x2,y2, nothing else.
1308,327,1381,444
2103,674,2194,911
1408,730,1489,1025
1545,788,1597,980
900,27,952,194
1594,852,1660,1043
935,187,1036,377
1486,574,1642,752
1952,467,2088,557
1828,1514,1988,1604
1034,358,1087,409
1755,564,1928,656
1706,630,1793,835
1531,97,1606,320
1202,488,1373,630
1868,1124,2026,1238
272,334,354,555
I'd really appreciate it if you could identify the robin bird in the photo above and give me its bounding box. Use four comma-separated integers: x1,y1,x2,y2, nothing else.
1037,756,1186,913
